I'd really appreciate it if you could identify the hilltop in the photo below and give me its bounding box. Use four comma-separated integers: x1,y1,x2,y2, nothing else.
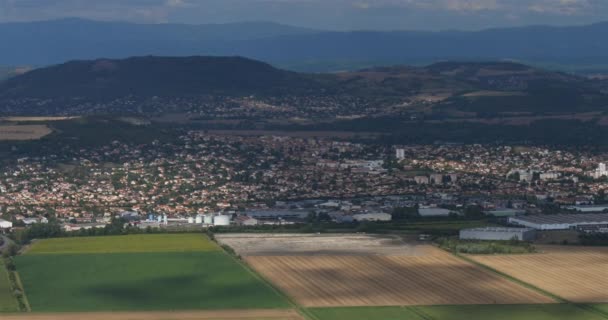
1,57,606,117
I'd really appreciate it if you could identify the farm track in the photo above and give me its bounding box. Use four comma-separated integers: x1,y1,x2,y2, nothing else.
246,251,554,307
0,310,305,320
470,246,608,303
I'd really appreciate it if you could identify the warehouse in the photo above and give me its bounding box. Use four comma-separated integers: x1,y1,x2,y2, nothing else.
460,227,536,241
509,213,608,230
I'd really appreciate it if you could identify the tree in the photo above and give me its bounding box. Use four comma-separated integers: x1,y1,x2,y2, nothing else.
392,205,419,220
464,205,485,218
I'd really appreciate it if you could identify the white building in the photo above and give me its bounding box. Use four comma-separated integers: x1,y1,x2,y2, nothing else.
460,227,536,241
353,212,392,222
396,148,405,160
509,214,608,230
414,176,430,185
588,163,608,179
0,219,12,229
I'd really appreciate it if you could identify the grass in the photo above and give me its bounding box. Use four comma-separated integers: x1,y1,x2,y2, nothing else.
309,305,608,320
0,261,19,313
16,251,290,312
415,305,608,320
27,234,220,254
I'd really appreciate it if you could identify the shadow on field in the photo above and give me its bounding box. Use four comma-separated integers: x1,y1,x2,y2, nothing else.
83,275,200,303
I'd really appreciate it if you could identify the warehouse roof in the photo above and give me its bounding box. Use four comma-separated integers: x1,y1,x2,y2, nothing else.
510,214,608,225
462,227,534,233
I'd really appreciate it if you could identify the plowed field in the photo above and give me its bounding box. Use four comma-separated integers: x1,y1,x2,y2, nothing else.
246,250,554,307
470,246,608,303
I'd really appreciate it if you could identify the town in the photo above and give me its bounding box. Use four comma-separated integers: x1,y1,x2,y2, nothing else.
0,131,606,233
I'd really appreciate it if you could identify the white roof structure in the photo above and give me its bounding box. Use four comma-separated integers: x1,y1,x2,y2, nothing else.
509,214,608,230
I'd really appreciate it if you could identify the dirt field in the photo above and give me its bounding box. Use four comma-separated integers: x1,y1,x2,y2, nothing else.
0,310,304,320
216,234,434,256
246,250,554,307
0,125,52,140
0,116,78,122
470,246,608,303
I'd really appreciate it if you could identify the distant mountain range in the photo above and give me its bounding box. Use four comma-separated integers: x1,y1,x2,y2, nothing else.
1,18,608,72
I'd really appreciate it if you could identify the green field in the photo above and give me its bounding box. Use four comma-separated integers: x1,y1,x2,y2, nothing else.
0,261,19,313
309,305,608,320
16,234,289,312
593,305,608,315
27,234,220,254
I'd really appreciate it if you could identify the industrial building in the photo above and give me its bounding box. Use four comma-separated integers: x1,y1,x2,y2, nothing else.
565,205,608,213
460,227,536,241
0,219,12,230
509,213,608,230
352,212,391,222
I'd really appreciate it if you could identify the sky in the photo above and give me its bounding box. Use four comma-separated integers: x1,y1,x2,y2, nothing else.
0,0,607,30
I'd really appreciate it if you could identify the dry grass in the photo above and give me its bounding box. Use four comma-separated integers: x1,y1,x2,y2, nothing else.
246,249,554,307
470,246,608,303
0,125,52,140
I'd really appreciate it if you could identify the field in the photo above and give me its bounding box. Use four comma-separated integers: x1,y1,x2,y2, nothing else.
0,261,19,313
216,234,434,256
0,125,52,140
0,116,78,122
16,234,290,312
228,234,553,307
27,234,219,254
309,305,608,320
470,246,608,303
0,309,305,320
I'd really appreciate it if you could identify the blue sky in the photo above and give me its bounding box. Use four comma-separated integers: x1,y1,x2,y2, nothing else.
0,0,606,30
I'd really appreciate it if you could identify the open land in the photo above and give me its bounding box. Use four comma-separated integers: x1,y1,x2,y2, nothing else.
470,246,608,303
0,116,78,122
26,234,220,254
0,125,52,140
0,261,19,313
16,234,289,312
0,309,305,320
225,234,554,307
309,304,608,320
216,234,433,256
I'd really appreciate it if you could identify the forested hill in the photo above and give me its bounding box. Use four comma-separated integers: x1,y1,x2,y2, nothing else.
1,56,606,116
0,56,325,98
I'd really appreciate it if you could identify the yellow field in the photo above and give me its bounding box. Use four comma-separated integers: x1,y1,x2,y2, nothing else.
471,246,608,303
246,249,554,307
26,234,220,254
0,125,52,140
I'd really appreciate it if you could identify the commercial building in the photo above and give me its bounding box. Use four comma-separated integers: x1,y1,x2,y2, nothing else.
0,219,12,229
565,205,608,213
353,212,391,222
419,207,452,217
460,227,536,241
509,213,608,230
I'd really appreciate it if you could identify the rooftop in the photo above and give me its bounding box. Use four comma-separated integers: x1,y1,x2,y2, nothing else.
510,213,608,225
